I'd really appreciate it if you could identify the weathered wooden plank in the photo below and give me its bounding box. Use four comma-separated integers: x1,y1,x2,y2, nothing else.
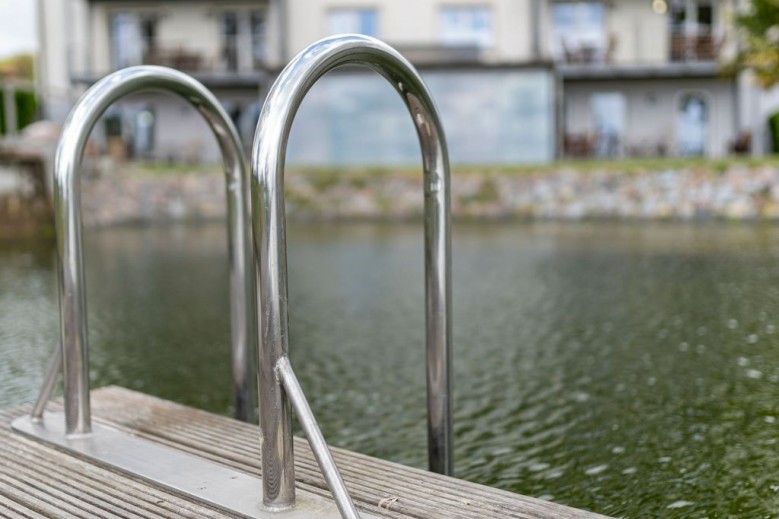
1,409,239,518
1,387,613,519
0,490,53,519
89,387,608,519
0,437,227,519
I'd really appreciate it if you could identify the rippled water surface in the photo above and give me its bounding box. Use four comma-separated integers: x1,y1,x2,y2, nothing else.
2,222,778,517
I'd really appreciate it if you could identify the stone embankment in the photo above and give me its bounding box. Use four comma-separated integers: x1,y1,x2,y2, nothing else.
0,149,52,237
79,162,779,226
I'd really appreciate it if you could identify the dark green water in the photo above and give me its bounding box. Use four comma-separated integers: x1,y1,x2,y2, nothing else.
1,222,778,518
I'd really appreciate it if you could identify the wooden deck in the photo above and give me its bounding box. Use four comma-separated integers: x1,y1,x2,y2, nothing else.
0,386,611,519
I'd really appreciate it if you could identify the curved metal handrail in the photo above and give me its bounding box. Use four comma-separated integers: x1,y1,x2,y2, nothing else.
35,66,256,433
251,35,452,514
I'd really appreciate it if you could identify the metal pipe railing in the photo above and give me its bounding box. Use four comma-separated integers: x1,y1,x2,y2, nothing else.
30,341,61,422
37,66,256,433
275,357,360,518
251,35,453,511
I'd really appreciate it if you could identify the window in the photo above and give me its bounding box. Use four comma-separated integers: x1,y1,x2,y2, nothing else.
111,12,157,69
250,10,267,67
591,93,625,157
133,107,155,156
220,9,267,72
439,6,492,48
221,12,239,72
697,3,713,28
328,9,378,37
669,1,713,33
678,93,708,156
669,1,686,31
551,2,606,62
669,1,716,61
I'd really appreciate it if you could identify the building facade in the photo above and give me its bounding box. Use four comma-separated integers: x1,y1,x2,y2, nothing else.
36,0,771,164
38,0,283,163
547,0,743,158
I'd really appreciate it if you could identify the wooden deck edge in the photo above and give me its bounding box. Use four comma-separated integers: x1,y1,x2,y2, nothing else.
1,385,614,519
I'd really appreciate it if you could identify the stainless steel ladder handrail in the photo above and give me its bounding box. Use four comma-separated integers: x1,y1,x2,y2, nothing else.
251,35,453,515
32,66,257,431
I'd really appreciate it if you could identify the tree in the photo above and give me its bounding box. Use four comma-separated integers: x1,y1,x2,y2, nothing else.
0,53,35,81
734,0,779,88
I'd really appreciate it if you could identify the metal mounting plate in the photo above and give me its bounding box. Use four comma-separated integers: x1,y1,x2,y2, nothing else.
12,412,349,519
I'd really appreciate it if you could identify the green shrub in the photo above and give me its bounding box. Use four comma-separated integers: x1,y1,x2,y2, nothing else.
769,112,779,154
474,177,500,203
0,92,5,135
0,88,37,135
15,90,37,130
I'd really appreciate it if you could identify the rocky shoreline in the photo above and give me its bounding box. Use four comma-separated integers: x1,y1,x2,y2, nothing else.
77,162,779,227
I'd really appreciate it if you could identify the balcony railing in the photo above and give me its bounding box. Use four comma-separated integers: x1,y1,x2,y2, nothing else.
111,46,267,76
670,30,719,62
557,35,617,65
389,44,484,65
144,49,204,72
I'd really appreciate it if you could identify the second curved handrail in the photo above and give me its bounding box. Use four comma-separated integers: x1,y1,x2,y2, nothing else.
251,35,453,513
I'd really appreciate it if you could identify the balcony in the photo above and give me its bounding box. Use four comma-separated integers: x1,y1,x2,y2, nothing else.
93,5,270,88
556,27,722,81
555,34,617,66
390,44,485,66
670,30,719,62
143,48,205,72
140,44,267,74
70,44,270,89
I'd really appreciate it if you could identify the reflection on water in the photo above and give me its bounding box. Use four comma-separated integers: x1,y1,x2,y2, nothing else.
2,222,779,517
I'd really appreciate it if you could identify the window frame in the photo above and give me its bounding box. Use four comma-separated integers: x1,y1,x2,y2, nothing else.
549,1,607,62
109,10,159,69
217,7,269,72
327,7,379,38
438,4,494,49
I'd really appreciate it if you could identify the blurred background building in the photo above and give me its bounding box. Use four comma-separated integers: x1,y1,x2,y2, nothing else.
32,0,775,164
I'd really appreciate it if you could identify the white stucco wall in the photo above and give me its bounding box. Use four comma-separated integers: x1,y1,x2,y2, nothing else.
157,7,222,65
90,3,110,74
607,0,668,65
285,0,537,63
